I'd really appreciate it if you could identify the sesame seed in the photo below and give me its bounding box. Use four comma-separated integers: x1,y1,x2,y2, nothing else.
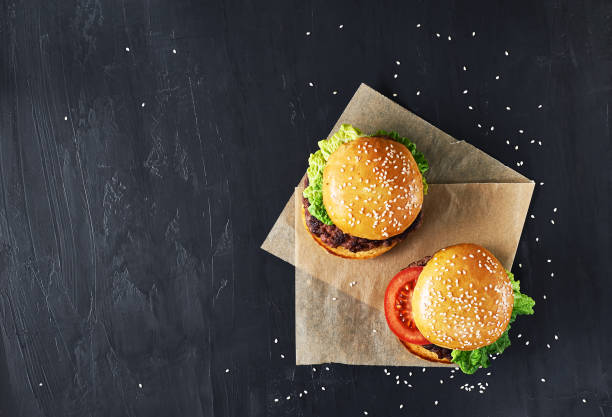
472,31,476,37
554,334,559,340
64,116,68,120
506,106,511,110
363,411,368,415
225,368,230,373
468,105,473,110
463,65,467,71
396,60,401,65
332,297,337,301
286,396,290,400
505,50,509,56
463,89,468,94
308,82,314,86
525,341,530,346
172,49,177,54
332,91,337,95
274,398,279,402
416,23,421,28
538,104,543,108
274,338,278,343
550,219,555,224
394,73,398,79
495,75,500,80
547,259,551,263
306,31,311,35
338,24,343,29
448,35,452,40
434,400,439,405
582,398,587,403
125,47,130,52
280,354,284,358
436,33,441,37
400,404,404,409
313,367,316,371
547,344,551,348
321,386,325,391
141,102,146,107
541,378,546,383
392,93,398,97
416,90,421,96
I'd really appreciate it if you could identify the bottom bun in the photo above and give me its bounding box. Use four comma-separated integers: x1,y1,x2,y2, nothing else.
301,208,403,259
400,340,452,364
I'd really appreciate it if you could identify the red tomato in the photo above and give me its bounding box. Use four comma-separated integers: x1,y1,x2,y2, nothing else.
384,266,430,345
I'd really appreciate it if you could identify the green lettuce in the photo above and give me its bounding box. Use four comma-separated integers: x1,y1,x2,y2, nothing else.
302,124,429,225
450,270,535,374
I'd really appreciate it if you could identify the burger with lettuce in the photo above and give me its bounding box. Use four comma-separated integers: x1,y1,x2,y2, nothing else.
302,124,429,259
384,243,535,373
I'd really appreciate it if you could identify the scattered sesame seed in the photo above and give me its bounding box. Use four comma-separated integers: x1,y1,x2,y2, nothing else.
225,368,229,373
332,297,337,301
172,49,177,54
582,398,587,403
553,207,558,212
274,398,279,402
332,91,337,95
486,372,491,376
554,334,559,340
64,116,68,120
394,73,398,79
490,126,495,131
519,129,524,133
321,386,326,391
543,295,547,299
547,259,551,263
468,105,474,110
550,219,555,224
286,396,290,400
505,50,509,56
416,90,421,96
312,367,316,371
39,382,43,387
506,140,510,144
463,65,467,71
540,182,545,185
416,23,421,28
306,31,311,35
463,89,468,94
538,104,543,109
536,237,540,242
551,273,555,277
434,400,439,405
299,393,302,397
530,214,535,219
138,383,143,388
517,333,522,338
372,329,377,333
392,93,398,97
436,33,441,37
400,404,404,409
125,47,130,52
274,338,278,343
472,31,476,37
495,75,500,80
338,24,343,29
477,123,482,128
440,380,444,384
525,341,530,346
141,102,146,107
325,366,329,371
506,106,511,110
308,82,314,87
541,378,546,383
422,368,426,372
515,145,519,150
396,60,401,65
448,35,452,41
547,344,551,348
363,411,368,415
280,354,284,358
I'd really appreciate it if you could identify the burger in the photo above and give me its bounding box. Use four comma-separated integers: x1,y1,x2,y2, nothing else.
384,243,535,374
302,124,429,259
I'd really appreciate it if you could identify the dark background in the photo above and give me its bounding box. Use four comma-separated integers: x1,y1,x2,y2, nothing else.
0,0,610,416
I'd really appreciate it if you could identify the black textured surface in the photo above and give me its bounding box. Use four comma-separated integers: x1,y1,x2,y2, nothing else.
0,0,610,416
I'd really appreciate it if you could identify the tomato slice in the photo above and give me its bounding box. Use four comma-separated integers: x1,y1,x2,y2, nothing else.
384,266,430,345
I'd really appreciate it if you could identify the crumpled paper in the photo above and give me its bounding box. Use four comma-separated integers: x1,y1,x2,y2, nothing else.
262,84,533,366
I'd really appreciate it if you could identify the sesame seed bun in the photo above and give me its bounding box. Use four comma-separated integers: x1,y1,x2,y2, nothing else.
301,206,402,259
411,244,514,350
322,136,424,240
400,340,452,364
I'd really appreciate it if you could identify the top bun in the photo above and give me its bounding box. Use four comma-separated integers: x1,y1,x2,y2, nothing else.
322,136,423,240
411,244,513,350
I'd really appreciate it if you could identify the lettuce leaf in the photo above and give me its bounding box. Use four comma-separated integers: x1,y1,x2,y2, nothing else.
450,270,535,374
302,124,429,225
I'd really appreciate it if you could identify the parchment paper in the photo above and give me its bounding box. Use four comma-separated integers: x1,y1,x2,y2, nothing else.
261,83,534,366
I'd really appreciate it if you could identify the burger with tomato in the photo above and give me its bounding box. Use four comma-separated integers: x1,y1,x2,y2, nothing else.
302,124,429,259
384,243,535,374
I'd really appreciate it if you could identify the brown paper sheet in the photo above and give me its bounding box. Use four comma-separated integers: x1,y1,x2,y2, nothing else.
261,83,534,366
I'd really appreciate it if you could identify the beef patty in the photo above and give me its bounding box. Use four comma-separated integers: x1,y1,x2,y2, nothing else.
405,255,453,361
302,177,422,253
